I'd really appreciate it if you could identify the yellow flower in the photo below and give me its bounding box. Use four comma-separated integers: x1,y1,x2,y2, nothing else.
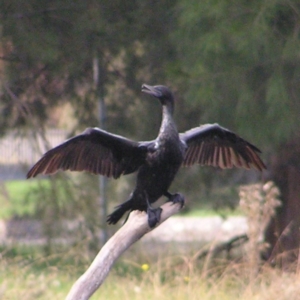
183,276,190,283
141,264,150,271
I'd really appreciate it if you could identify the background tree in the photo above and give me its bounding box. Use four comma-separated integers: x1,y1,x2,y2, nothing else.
0,0,177,135
0,0,178,251
2,0,299,263
173,0,300,262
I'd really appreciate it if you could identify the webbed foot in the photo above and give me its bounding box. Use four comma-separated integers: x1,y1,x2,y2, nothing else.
147,206,163,228
145,195,162,228
165,192,185,208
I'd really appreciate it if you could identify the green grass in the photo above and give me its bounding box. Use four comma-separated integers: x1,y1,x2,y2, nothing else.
1,180,293,299
1,244,300,300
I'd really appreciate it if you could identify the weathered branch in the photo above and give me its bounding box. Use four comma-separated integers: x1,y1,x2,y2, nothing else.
197,234,249,260
65,201,183,300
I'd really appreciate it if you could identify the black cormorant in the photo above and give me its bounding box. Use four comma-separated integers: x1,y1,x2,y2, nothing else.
27,84,266,227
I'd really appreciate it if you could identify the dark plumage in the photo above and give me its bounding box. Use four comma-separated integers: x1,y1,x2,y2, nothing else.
27,84,266,227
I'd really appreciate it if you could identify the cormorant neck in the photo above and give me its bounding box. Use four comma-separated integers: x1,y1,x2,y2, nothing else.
162,102,174,118
159,102,176,136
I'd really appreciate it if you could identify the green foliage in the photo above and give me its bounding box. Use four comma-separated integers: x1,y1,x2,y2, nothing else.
0,178,75,219
2,0,299,145
173,0,300,146
0,0,177,137
0,179,47,219
0,178,241,221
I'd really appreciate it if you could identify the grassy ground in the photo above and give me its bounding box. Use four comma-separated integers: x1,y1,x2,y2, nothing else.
2,180,297,299
1,242,300,300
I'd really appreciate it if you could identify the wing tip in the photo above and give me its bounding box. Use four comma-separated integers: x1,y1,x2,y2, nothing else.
26,167,37,179
254,161,267,172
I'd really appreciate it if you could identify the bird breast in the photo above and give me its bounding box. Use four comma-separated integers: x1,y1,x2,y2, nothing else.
147,137,185,167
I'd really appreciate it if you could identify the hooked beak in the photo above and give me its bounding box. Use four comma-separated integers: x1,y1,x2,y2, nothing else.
141,84,162,98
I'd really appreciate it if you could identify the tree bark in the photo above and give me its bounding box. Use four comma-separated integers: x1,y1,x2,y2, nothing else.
264,141,300,266
65,201,183,300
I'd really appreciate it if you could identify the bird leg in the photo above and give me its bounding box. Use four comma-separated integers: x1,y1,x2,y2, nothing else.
164,192,185,208
146,196,163,228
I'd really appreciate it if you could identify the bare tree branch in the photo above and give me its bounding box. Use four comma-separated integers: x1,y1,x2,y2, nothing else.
65,201,184,300
196,234,249,260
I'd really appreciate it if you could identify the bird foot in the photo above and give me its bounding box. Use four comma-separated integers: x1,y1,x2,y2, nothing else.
167,192,185,208
147,206,163,228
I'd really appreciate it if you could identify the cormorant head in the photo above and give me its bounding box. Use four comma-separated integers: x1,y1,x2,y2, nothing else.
141,84,174,106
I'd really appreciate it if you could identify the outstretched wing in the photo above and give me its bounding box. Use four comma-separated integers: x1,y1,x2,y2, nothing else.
27,127,149,179
180,123,266,171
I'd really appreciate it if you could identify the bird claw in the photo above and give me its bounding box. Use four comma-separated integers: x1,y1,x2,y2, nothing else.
147,206,163,228
167,193,185,208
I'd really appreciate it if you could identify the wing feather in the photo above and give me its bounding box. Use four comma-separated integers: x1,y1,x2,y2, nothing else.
27,127,148,179
180,123,266,171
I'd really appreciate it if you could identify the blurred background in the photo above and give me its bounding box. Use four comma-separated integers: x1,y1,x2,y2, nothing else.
0,1,300,299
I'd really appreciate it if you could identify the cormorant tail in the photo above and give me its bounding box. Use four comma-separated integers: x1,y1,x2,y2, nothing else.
107,199,133,224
